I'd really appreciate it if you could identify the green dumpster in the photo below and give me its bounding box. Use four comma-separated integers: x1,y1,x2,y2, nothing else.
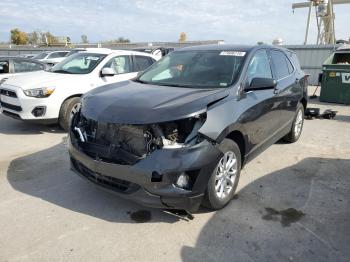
320,49,350,104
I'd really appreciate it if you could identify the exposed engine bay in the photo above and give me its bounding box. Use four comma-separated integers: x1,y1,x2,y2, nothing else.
71,111,206,165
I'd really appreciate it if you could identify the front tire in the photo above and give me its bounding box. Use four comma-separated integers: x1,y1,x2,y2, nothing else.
203,138,241,210
58,97,81,131
283,103,304,143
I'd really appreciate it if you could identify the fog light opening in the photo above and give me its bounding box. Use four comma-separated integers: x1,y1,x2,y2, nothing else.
151,171,163,182
31,106,46,117
175,173,190,190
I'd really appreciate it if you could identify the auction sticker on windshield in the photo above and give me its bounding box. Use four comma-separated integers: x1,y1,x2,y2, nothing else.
86,56,100,60
220,51,246,56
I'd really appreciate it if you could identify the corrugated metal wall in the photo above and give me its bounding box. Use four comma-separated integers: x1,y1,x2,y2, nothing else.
285,45,339,85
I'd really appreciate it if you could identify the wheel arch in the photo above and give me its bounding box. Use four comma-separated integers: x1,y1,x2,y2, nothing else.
300,97,307,110
59,94,83,112
62,94,83,103
226,130,246,167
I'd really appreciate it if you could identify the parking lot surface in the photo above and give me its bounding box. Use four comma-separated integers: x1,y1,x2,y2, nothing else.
0,92,349,262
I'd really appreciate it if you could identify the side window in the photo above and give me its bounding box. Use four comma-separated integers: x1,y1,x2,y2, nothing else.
246,49,272,85
13,60,44,73
270,50,293,79
48,53,57,59
286,58,294,74
58,52,69,57
103,56,131,74
133,56,155,72
0,60,10,74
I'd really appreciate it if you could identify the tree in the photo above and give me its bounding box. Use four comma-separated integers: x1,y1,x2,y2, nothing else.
179,32,187,43
10,28,29,45
28,31,39,45
81,35,88,43
40,32,58,46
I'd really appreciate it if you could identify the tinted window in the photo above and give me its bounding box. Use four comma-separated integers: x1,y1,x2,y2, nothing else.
104,56,131,74
246,49,272,85
0,60,10,74
33,52,49,59
48,52,67,59
133,56,154,72
138,50,246,88
270,50,292,79
13,60,44,73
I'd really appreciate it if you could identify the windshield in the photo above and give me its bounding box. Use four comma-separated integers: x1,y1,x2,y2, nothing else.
65,50,83,57
50,53,106,74
138,50,246,88
33,52,49,59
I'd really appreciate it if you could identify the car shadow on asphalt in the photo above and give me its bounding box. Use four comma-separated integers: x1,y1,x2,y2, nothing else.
6,140,182,223
0,114,64,135
6,140,350,257
181,157,350,262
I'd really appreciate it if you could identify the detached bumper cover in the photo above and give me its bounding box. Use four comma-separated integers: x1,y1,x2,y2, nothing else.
69,133,222,211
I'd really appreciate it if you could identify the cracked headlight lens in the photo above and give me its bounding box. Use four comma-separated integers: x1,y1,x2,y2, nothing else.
23,87,55,98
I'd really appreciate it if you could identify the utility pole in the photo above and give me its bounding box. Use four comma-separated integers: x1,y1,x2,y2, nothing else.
292,0,350,45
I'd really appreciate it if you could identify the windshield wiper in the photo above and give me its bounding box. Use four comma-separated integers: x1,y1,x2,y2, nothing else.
133,79,147,84
149,82,192,88
51,69,73,74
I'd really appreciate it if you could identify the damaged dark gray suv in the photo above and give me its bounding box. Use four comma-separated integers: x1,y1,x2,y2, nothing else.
69,45,308,211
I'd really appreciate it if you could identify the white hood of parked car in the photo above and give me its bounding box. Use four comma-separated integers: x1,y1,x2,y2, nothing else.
2,70,86,90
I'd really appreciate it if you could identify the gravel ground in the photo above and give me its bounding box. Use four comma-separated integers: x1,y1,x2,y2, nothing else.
0,88,349,262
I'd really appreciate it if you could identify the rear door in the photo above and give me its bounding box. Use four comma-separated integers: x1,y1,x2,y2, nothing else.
269,49,299,127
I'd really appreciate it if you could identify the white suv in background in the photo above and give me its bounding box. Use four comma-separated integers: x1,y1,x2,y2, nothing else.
33,51,70,66
0,49,159,130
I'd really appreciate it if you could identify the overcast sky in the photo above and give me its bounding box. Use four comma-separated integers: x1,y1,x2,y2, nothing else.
1,0,349,44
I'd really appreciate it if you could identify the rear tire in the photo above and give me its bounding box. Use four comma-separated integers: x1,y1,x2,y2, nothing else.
283,103,304,143
58,97,81,131
202,138,241,210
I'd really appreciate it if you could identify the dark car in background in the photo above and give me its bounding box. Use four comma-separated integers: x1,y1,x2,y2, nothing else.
0,57,47,82
69,44,308,211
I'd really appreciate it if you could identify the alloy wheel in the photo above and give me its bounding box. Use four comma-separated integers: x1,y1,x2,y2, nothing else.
294,109,303,138
215,151,238,199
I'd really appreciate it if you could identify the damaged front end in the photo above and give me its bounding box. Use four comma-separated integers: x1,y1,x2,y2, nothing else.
69,110,222,211
70,111,207,165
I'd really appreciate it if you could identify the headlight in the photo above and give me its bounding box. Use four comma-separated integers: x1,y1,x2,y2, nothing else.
23,87,55,98
0,78,7,86
146,112,207,151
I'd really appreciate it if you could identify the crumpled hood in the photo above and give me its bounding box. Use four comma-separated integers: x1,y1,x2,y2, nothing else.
3,70,82,90
82,80,230,124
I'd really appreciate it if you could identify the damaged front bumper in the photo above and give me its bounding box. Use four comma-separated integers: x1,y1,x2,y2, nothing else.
69,133,222,211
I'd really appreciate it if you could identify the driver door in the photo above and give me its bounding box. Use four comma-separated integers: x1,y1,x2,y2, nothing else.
240,49,282,155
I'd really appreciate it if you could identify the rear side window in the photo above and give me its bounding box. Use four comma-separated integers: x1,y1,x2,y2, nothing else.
133,56,155,72
270,50,293,79
13,60,44,73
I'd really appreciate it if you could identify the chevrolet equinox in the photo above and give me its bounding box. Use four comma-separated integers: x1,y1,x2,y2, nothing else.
69,45,308,211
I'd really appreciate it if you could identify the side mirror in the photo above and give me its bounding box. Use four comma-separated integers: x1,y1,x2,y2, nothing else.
101,67,116,77
245,77,277,91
